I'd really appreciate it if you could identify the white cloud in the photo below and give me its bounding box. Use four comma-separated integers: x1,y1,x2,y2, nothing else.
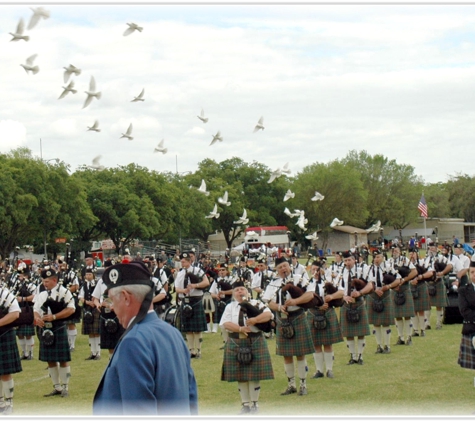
0,120,27,151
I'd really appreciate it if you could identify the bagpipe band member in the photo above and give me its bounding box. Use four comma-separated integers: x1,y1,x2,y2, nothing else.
174,252,210,359
219,282,274,415
79,269,101,360
457,261,475,374
209,265,233,335
261,257,315,397
33,267,75,398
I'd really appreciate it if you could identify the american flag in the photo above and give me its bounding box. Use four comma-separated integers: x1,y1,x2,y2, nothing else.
418,194,428,218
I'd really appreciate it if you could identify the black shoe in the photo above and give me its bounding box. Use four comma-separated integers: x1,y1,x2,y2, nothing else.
239,405,251,414
93,354,101,360
312,371,324,379
426,325,431,330
421,330,425,337
21,355,28,360
26,353,33,360
44,389,62,397
406,336,413,346
383,346,391,354
395,337,405,345
347,358,356,365
280,386,297,395
61,389,69,398
375,345,383,354
85,354,96,360
357,357,364,365
190,353,197,359
412,331,420,337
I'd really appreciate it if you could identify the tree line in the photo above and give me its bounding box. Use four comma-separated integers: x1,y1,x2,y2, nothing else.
0,147,470,260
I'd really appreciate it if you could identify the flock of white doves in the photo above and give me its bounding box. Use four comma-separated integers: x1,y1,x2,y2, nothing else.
10,7,269,173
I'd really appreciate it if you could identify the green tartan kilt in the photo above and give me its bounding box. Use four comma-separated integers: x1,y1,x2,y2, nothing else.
393,284,415,319
458,334,475,370
81,308,101,335
340,298,371,338
307,308,343,346
275,311,315,357
411,282,431,312
0,328,22,375
179,297,207,333
39,324,71,363
428,281,449,308
221,334,274,382
366,290,395,326
99,314,125,350
16,323,35,337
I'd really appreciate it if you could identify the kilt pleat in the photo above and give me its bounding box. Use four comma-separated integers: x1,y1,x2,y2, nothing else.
179,299,207,333
393,284,415,319
411,282,431,312
458,334,475,370
99,314,125,350
81,308,101,335
0,329,22,375
39,324,71,362
275,311,315,357
221,334,274,382
428,280,449,308
307,308,343,346
366,290,395,326
340,299,371,338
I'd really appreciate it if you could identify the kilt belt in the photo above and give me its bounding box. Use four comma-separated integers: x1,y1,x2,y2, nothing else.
229,332,262,339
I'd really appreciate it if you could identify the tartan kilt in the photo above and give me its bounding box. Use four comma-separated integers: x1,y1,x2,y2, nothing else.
411,282,431,312
307,308,343,346
340,298,371,338
393,284,415,319
458,334,475,370
81,308,101,335
39,324,71,363
213,299,229,324
366,290,395,326
275,311,315,357
99,314,125,350
16,323,35,337
179,297,207,333
221,334,274,382
0,329,22,375
428,280,449,308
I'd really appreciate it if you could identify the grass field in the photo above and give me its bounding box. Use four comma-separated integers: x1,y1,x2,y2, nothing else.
8,308,475,417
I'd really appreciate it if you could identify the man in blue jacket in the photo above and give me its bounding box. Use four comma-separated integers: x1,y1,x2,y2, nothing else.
92,261,198,415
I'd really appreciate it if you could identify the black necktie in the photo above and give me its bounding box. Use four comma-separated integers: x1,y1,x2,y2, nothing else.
238,308,245,327
376,268,381,287
347,271,352,296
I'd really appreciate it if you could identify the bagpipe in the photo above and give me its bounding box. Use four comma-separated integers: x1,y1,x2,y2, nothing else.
0,287,33,334
323,282,344,308
238,299,273,333
280,281,324,309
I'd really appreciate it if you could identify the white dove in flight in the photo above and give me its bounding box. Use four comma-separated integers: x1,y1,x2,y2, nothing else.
87,120,101,132
154,139,168,154
63,64,81,83
210,131,223,146
10,18,29,42
217,191,231,206
365,220,381,233
120,123,134,141
20,54,39,75
296,216,308,231
283,189,295,202
293,209,305,218
123,23,143,36
234,209,248,225
197,108,208,123
58,81,77,99
131,88,145,102
305,231,319,241
197,179,210,196
267,168,282,184
89,155,105,171
205,204,220,219
28,7,50,30
83,76,101,109
311,191,325,201
284,207,298,218
281,162,291,174
253,116,264,133
330,218,344,228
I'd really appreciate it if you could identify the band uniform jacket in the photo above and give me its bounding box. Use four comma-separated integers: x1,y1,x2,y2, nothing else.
93,311,198,415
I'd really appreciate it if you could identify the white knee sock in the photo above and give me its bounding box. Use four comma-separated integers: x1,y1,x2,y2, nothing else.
68,329,77,348
48,366,61,390
357,338,365,356
58,366,71,389
186,334,194,353
374,326,382,345
19,338,26,355
1,379,13,400
238,381,250,405
313,352,324,373
248,380,260,402
418,314,425,331
346,339,356,360
194,333,202,353
396,319,404,337
405,318,412,337
383,326,391,346
425,309,431,327
284,362,295,386
324,351,333,371
436,309,443,324
297,359,307,383
412,316,419,333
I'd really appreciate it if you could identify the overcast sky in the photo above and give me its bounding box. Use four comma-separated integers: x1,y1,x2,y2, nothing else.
1,3,474,184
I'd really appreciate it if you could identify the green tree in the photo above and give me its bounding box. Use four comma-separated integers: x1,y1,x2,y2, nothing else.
447,174,475,222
